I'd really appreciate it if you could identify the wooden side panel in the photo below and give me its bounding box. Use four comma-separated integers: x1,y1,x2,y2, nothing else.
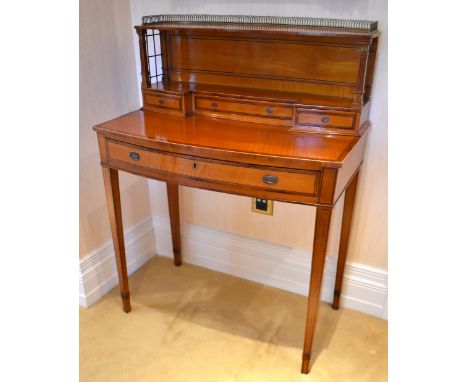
170,36,361,83
167,32,361,97
334,132,367,203
171,71,355,98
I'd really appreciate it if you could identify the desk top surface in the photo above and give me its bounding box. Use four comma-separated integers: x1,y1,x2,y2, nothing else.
94,110,361,168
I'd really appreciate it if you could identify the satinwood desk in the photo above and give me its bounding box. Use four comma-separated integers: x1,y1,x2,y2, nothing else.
94,14,379,374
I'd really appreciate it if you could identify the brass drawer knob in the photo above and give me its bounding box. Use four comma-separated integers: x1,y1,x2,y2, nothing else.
129,152,140,161
211,102,218,108
265,108,273,114
321,117,329,123
158,99,165,105
262,174,278,185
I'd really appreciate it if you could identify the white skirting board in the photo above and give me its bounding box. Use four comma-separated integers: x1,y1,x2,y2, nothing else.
79,216,156,307
79,215,388,319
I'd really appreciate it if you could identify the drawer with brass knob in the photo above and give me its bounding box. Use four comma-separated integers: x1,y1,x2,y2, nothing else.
295,108,356,131
194,95,293,125
105,139,320,196
142,90,193,117
144,92,180,110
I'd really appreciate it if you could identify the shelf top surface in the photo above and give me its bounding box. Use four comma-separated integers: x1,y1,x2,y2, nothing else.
150,81,359,109
138,14,379,38
94,110,361,168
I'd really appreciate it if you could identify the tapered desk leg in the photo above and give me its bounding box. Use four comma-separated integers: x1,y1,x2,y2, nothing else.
301,207,332,374
332,170,360,310
102,167,131,313
167,183,182,266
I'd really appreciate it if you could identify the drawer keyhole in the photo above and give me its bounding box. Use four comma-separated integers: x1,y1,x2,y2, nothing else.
262,174,278,185
321,117,329,123
129,152,140,161
193,162,197,169
211,102,218,108
158,99,165,105
265,108,273,114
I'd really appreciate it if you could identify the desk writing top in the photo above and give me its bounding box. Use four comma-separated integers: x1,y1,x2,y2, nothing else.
94,110,362,170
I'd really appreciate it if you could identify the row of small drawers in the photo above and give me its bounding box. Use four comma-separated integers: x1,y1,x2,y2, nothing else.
143,91,356,131
106,140,320,196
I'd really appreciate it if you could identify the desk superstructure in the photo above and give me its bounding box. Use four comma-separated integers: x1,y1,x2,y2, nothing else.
94,14,379,374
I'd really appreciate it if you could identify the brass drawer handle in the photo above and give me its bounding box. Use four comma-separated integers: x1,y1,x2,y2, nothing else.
129,152,140,161
211,102,218,108
321,117,329,123
265,108,273,114
158,99,165,105
262,174,278,185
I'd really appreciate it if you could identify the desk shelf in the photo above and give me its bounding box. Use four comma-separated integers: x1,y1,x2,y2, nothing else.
135,16,378,137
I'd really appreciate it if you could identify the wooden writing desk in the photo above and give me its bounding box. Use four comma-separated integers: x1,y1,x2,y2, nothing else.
94,15,379,374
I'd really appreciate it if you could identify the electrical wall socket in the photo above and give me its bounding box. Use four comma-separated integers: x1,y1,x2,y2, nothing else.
252,198,273,215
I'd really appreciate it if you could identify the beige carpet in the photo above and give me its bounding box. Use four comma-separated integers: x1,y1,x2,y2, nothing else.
80,256,387,381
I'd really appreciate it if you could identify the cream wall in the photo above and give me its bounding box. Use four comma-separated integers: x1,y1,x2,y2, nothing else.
130,0,388,270
79,0,152,257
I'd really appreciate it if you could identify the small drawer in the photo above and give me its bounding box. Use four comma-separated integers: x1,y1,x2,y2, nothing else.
296,109,355,130
106,140,319,196
195,95,293,121
143,91,181,111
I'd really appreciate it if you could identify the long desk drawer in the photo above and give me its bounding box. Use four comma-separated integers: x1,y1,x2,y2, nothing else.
106,140,319,195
